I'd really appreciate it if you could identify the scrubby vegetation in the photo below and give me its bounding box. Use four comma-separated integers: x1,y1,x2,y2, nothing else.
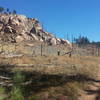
0,86,7,100
10,72,24,100
0,6,17,14
0,54,100,100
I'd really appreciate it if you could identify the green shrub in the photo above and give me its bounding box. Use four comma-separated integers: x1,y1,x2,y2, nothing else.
10,71,25,100
13,71,25,87
10,86,24,100
0,86,6,100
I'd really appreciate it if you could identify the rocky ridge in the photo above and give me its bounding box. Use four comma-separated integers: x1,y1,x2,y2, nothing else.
0,14,71,46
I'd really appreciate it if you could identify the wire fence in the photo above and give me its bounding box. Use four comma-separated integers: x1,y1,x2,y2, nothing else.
0,42,100,57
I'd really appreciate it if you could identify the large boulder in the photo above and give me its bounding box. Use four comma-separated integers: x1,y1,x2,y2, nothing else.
4,26,12,33
50,38,57,45
20,32,31,40
31,34,39,41
15,35,24,42
0,23,3,30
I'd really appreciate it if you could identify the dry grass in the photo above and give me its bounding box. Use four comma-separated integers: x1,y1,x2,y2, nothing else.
0,43,100,100
0,53,99,79
29,81,84,100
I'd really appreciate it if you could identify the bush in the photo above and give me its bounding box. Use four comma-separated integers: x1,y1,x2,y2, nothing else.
13,71,25,87
10,71,25,100
0,86,6,100
10,86,24,100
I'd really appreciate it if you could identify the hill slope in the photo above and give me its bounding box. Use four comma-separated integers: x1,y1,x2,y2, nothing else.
0,14,71,46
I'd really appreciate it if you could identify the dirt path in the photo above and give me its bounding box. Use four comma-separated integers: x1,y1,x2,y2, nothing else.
79,70,100,100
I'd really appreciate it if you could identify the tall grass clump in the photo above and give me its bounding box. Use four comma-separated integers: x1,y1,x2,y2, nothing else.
0,86,6,100
10,71,25,100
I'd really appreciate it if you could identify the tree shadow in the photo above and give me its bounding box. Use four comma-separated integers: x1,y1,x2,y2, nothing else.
0,63,100,99
23,72,100,96
85,86,100,100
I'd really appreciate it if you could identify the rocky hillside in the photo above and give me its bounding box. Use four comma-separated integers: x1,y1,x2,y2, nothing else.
0,14,71,46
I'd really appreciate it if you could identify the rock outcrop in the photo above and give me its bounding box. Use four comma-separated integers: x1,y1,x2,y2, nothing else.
0,14,71,46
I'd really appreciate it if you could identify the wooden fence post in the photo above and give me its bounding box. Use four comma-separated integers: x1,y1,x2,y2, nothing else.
41,44,43,56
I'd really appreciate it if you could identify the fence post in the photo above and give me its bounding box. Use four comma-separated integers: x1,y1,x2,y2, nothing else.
98,47,100,56
57,50,60,56
41,44,43,56
1,44,3,52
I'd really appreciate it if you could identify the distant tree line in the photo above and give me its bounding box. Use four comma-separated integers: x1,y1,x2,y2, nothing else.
0,6,17,14
74,35,100,47
92,41,100,47
74,36,90,46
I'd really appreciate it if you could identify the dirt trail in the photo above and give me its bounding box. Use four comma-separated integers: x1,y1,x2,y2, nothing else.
79,69,100,100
